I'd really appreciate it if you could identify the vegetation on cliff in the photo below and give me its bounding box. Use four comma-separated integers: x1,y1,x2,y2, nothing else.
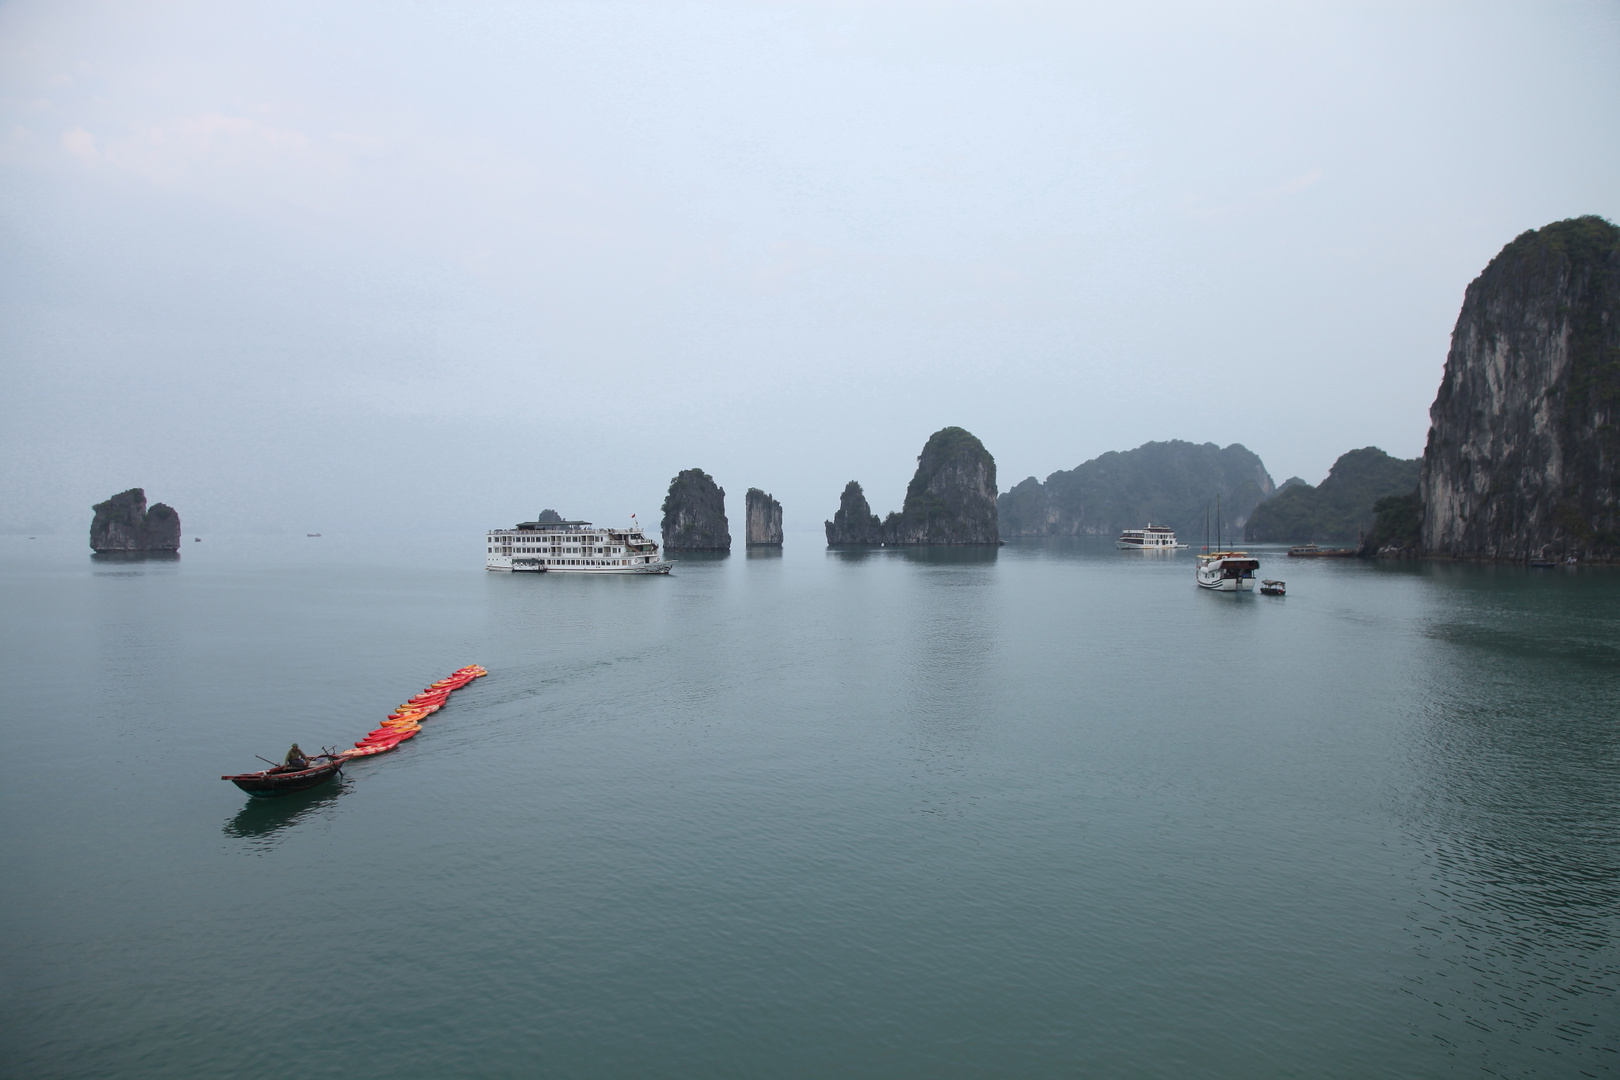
1244,447,1419,543
661,468,731,551
998,440,1274,541
1359,490,1423,556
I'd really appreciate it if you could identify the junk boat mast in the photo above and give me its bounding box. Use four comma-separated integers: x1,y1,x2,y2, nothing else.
1195,494,1260,592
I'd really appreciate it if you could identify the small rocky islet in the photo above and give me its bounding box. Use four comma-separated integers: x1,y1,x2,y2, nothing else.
660,468,732,552
89,489,181,552
827,426,1001,546
658,473,782,552
745,489,783,547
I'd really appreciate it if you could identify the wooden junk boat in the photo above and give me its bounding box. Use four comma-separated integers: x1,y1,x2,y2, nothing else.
223,754,344,798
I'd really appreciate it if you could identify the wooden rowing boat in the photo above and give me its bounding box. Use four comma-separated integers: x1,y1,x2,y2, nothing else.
222,755,344,798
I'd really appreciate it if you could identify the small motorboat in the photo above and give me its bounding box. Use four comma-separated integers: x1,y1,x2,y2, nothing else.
223,754,344,798
1260,579,1286,595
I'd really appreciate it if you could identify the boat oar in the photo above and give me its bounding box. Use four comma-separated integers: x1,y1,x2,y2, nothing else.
255,755,281,768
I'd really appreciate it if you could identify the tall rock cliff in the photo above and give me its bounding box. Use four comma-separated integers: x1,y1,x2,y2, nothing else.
1421,216,1620,560
886,427,999,544
825,481,886,545
999,441,1274,541
661,468,731,551
745,488,783,546
90,488,181,551
824,428,1001,545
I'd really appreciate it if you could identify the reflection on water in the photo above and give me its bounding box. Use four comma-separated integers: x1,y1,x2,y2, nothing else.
90,551,181,563
1399,565,1620,1074
824,544,1000,566
743,546,782,559
10,537,1620,1079
223,777,349,850
669,550,729,564
893,544,999,566
90,551,181,576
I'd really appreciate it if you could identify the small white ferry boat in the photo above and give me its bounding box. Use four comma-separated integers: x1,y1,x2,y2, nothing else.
1195,551,1260,591
486,518,672,574
1116,524,1180,550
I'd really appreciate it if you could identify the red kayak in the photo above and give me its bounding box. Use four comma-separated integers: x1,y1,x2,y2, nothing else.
356,729,417,747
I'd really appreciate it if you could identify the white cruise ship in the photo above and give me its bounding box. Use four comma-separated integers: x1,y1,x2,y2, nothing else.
1115,524,1180,550
486,518,673,574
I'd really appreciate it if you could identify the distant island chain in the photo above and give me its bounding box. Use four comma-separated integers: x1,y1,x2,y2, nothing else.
91,215,1619,567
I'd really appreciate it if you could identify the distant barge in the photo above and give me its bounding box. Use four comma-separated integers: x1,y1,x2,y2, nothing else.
1288,544,1355,558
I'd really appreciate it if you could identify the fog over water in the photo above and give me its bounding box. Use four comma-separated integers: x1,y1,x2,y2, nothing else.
2,2,1617,536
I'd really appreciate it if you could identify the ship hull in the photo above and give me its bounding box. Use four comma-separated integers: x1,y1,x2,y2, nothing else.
1196,574,1253,591
490,561,673,575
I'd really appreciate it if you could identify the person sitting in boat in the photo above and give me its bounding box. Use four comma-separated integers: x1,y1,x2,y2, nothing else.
283,743,310,770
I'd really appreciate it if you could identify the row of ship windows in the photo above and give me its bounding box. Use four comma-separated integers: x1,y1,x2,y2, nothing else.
496,558,636,565
490,547,626,554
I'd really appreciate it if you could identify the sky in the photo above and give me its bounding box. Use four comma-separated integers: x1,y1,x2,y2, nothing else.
2,1,1617,537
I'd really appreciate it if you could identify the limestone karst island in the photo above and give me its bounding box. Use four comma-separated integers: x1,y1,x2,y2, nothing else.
827,426,1001,546
89,489,181,553
1359,215,1620,562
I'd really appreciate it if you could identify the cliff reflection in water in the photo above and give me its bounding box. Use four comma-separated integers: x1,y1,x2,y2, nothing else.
824,545,999,566
1399,564,1620,1073
670,550,729,564
90,551,180,565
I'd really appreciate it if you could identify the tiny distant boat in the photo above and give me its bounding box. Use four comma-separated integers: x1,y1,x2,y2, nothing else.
1529,545,1560,567
307,533,322,538
1196,551,1260,591
1116,524,1180,550
223,755,343,798
193,537,201,542
1260,579,1286,595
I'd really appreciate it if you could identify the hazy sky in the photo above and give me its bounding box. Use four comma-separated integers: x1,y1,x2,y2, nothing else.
3,1,1617,536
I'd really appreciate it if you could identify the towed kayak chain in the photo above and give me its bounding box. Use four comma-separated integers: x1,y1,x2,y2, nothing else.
222,665,488,797
340,665,488,758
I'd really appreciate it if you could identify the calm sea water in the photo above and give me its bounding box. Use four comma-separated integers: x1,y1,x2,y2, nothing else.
1,534,1616,1079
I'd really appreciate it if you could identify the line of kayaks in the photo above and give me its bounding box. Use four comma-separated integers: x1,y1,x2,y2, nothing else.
339,665,487,758
222,665,487,797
